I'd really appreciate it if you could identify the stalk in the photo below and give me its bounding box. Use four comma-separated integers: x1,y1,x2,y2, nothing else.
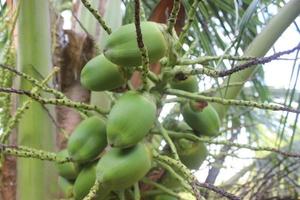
76,0,100,37
213,0,300,120
17,0,56,199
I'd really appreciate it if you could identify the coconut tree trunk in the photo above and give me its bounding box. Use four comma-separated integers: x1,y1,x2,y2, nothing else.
17,0,57,199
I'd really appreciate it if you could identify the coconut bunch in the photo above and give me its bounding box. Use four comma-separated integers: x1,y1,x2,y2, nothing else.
58,21,221,199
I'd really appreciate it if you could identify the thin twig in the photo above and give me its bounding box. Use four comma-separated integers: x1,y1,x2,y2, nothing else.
0,87,108,114
83,180,100,200
153,151,201,200
196,182,241,200
0,68,60,142
134,182,141,200
219,42,300,77
0,143,71,163
164,130,300,158
179,55,258,65
167,0,181,33
156,160,193,192
177,43,300,78
176,0,200,50
158,123,180,160
0,64,91,117
142,178,181,198
71,11,90,36
154,152,241,200
80,0,112,34
165,88,300,114
134,0,150,90
0,64,65,99
40,104,68,137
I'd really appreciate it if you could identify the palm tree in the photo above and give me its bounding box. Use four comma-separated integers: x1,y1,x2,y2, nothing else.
0,0,299,199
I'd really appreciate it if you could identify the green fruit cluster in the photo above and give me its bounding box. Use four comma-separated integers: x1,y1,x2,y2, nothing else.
107,91,156,148
168,68,220,169
57,149,80,180
96,143,152,190
103,22,168,67
168,70,219,170
57,98,155,199
168,68,221,138
67,116,107,163
57,116,109,199
176,100,220,170
57,112,154,199
58,21,172,199
62,19,223,199
80,54,128,91
80,21,169,92
160,67,221,187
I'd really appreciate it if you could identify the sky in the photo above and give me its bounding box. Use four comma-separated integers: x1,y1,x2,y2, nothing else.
264,17,300,90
